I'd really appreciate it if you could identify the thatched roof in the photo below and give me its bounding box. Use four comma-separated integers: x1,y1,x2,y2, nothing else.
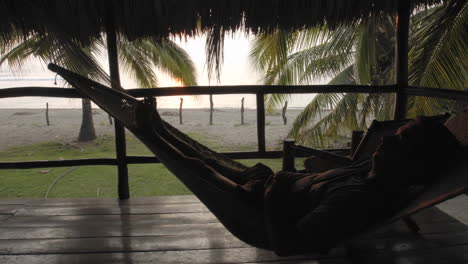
1,0,441,44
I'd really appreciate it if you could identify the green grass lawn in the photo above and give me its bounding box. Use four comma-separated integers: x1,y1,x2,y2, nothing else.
0,133,304,199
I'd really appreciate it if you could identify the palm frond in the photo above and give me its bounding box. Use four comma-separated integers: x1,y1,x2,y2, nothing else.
118,37,159,88
153,39,197,86
354,20,377,84
0,33,109,84
409,0,467,89
291,93,362,147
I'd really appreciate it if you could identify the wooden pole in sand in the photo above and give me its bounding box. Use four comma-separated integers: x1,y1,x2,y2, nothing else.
105,0,129,200
179,98,183,124
282,101,288,125
241,97,245,125
45,103,50,126
209,94,214,125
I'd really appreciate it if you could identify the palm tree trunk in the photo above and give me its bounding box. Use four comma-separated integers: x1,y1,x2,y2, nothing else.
78,98,97,141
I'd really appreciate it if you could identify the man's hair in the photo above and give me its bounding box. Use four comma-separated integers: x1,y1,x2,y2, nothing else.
405,116,463,183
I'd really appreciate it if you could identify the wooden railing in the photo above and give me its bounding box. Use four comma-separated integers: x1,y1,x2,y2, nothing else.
1,85,467,199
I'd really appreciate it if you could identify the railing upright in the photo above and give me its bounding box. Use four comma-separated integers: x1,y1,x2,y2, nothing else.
256,92,266,153
105,0,130,200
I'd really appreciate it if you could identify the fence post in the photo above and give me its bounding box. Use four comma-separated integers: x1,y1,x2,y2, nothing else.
45,103,50,126
105,0,129,200
282,101,288,125
209,94,214,125
282,138,295,171
241,97,245,125
179,98,183,124
256,92,266,153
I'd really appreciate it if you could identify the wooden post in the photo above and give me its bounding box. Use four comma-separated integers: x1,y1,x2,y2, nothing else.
393,0,410,120
45,103,50,126
282,138,295,172
241,97,245,125
105,0,129,200
179,98,183,124
256,92,266,153
282,100,288,125
209,94,214,125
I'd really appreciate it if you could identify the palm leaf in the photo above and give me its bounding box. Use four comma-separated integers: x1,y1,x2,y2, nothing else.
409,0,467,90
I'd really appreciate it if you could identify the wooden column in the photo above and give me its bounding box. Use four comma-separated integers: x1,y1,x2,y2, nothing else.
106,1,130,200
393,0,410,120
256,92,266,153
282,138,295,172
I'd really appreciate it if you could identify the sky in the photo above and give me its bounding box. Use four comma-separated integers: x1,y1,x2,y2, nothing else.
0,34,317,109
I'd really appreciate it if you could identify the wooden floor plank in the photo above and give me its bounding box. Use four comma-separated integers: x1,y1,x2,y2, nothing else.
25,195,200,206
0,212,218,227
0,248,325,264
0,223,229,239
14,203,209,216
0,215,10,223
370,221,467,239
0,204,23,215
247,261,351,264
0,199,30,205
410,207,459,224
2,228,467,256
0,234,250,255
0,196,465,264
356,244,468,264
425,230,468,245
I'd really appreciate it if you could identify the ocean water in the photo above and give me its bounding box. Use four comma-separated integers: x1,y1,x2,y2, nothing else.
0,73,317,109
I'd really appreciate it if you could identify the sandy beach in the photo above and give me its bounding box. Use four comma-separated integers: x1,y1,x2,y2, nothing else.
1,108,317,151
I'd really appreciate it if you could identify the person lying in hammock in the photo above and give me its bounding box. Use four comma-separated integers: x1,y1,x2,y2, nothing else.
48,64,464,256
139,107,462,256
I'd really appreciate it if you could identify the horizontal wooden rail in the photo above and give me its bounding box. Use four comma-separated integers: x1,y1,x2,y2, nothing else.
407,86,468,102
1,84,466,173
0,149,349,169
0,85,398,99
0,158,117,169
2,85,466,101
0,151,276,169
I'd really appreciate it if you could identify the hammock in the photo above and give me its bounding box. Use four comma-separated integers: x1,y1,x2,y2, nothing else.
48,63,272,248
49,64,468,256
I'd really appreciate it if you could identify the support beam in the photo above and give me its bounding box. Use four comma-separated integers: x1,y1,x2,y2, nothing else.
282,138,296,172
105,0,130,200
256,93,266,153
393,0,410,120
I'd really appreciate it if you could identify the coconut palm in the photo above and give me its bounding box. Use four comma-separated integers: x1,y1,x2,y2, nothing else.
250,0,467,147
1,34,197,141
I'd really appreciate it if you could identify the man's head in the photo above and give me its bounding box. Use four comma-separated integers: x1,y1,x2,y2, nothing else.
371,116,463,185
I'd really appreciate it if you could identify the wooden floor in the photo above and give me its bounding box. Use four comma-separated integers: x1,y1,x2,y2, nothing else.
0,196,467,264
